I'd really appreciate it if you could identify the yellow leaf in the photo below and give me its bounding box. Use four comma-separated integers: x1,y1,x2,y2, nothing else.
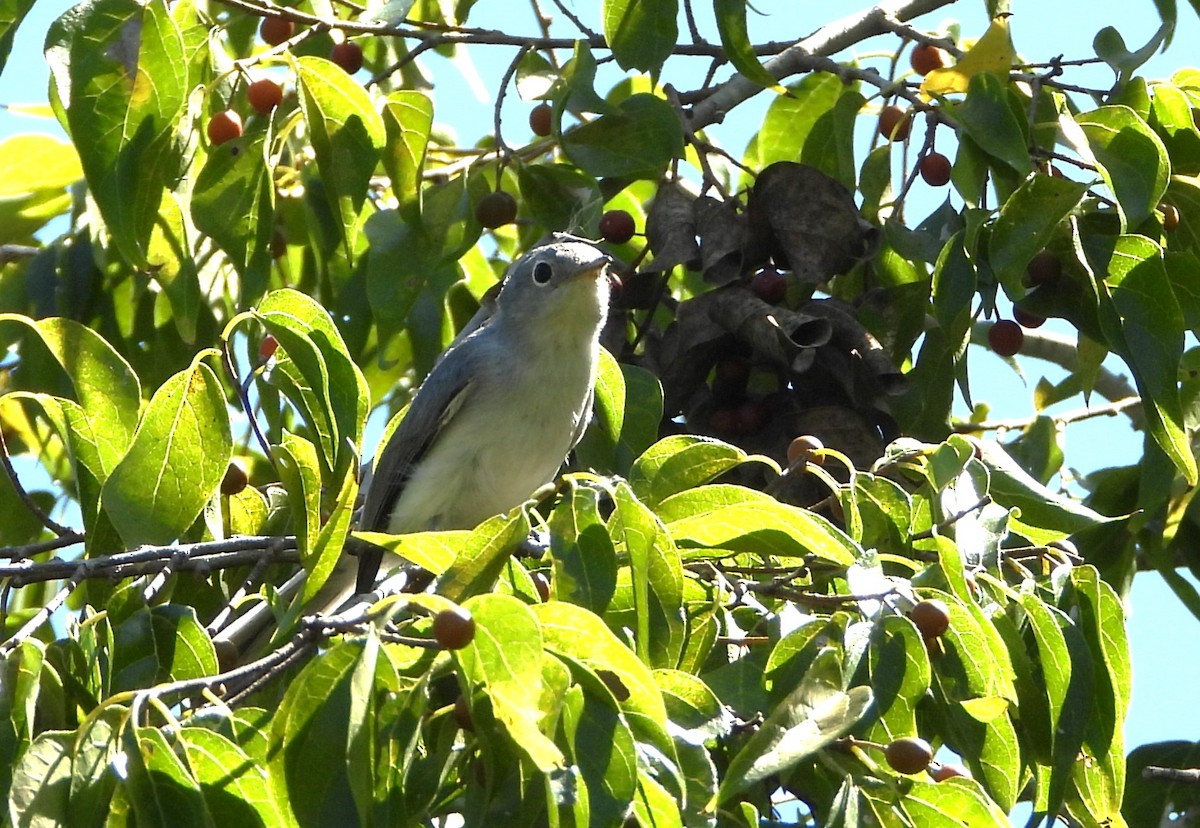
921,16,1015,98
959,695,1010,723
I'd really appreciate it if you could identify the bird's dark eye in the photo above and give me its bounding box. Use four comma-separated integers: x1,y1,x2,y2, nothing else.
532,261,553,284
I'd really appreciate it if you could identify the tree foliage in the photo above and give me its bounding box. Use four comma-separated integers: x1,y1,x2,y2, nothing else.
1,0,1199,824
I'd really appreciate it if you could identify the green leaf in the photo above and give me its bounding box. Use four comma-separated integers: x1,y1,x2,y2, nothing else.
989,173,1089,297
802,89,865,192
559,685,638,823
744,72,844,176
954,72,1031,175
457,593,564,771
1076,105,1170,228
1102,235,1195,484
517,163,604,231
191,130,274,305
149,192,204,345
603,0,677,75
629,435,769,508
0,315,140,471
179,728,285,826
976,440,1113,543
45,0,188,266
550,479,618,614
125,726,209,827
861,615,931,744
268,639,361,826
560,93,683,179
901,779,1010,826
351,529,465,576
437,509,532,603
101,358,231,547
110,605,219,692
7,731,74,827
713,0,784,92
662,485,860,566
1092,22,1171,85
255,288,369,482
0,0,35,75
532,601,678,776
1165,174,1200,258
295,55,386,259
612,482,685,668
718,650,872,804
272,431,321,587
300,452,357,604
0,134,81,197
575,348,665,476
1150,84,1200,175
1018,595,1081,816
381,90,433,211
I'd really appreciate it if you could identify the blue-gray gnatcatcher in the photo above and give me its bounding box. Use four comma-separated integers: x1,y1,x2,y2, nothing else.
215,236,612,649
352,235,613,593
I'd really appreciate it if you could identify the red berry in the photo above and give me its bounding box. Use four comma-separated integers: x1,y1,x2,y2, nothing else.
1024,250,1062,287
987,319,1024,357
531,571,551,602
431,607,475,650
910,43,947,76
259,334,279,360
933,763,971,782
885,737,933,774
330,40,364,74
708,408,739,434
529,103,553,137
598,209,636,244
453,695,474,731
909,599,951,639
247,78,283,115
220,460,249,495
787,435,825,466
919,152,952,186
879,105,911,142
1162,203,1180,232
714,358,750,388
207,110,243,146
1013,306,1046,329
475,191,518,228
735,399,767,434
259,17,294,46
750,268,787,303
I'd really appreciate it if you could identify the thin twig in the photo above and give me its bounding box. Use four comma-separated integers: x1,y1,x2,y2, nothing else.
494,44,534,163
545,0,596,40
1143,766,1200,784
953,396,1142,435
0,428,74,537
912,496,992,540
0,532,84,561
0,245,39,265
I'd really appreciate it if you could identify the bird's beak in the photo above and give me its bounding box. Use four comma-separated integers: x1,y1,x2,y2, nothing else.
569,255,618,293
572,255,612,281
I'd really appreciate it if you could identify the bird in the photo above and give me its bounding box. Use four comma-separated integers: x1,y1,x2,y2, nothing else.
214,236,613,656
349,234,613,593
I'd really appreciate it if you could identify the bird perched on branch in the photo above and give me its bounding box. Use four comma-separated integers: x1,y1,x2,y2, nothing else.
215,235,613,653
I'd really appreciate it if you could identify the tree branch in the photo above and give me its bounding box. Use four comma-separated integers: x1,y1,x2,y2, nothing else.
0,535,298,586
689,0,958,130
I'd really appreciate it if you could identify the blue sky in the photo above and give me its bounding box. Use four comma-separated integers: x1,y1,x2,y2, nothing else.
2,0,1198,796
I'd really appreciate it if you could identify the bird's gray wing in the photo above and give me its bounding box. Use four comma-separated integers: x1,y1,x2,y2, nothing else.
355,341,480,591
568,383,595,451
